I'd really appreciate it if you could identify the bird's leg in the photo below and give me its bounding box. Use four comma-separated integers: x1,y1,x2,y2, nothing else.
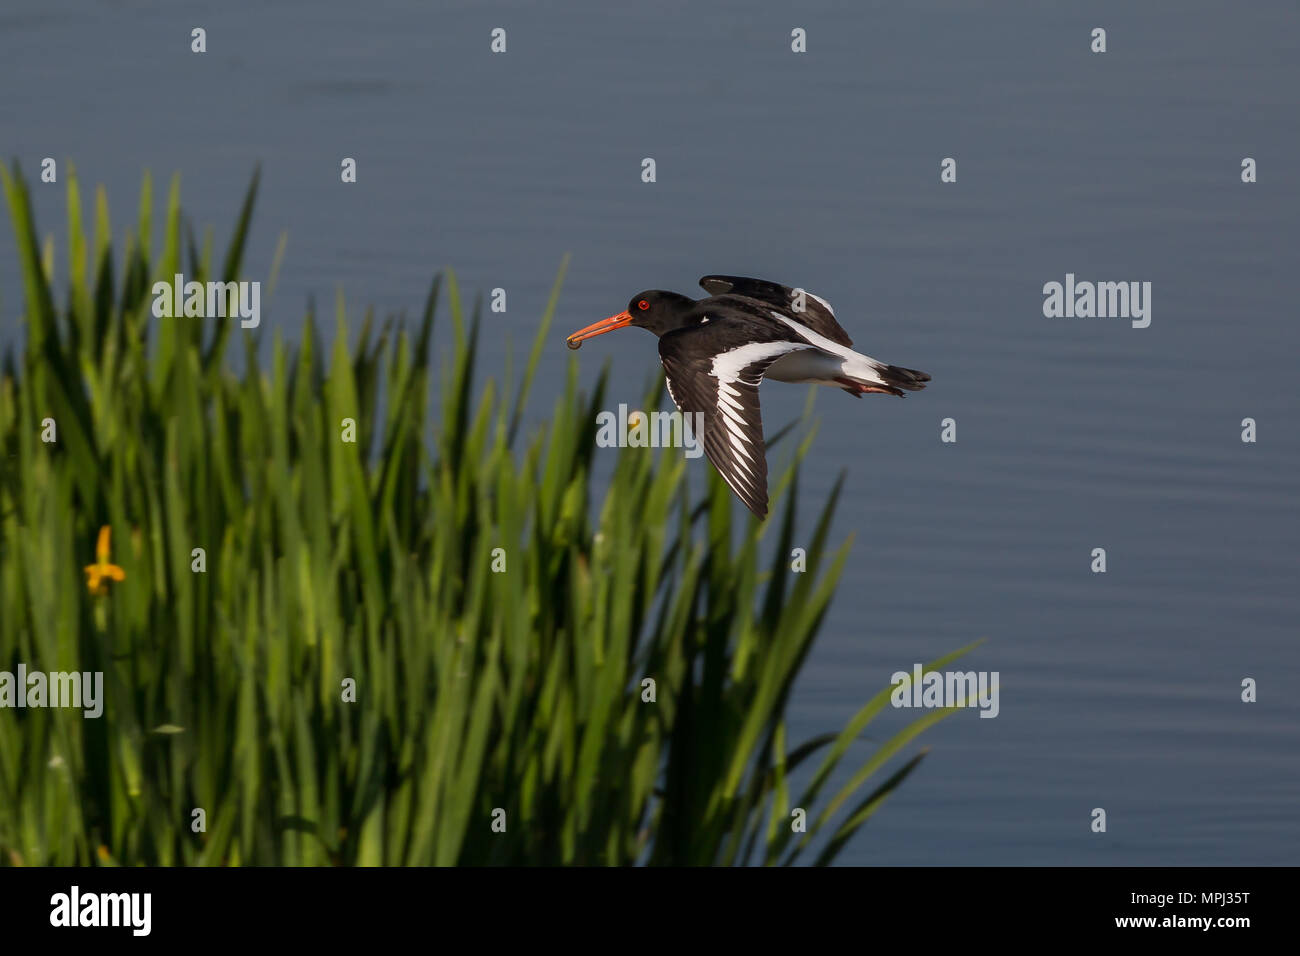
835,377,903,397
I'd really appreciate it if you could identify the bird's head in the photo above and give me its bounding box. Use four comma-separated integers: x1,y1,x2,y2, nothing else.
566,290,696,348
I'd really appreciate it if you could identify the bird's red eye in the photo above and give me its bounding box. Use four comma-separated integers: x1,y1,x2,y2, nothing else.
637,299,650,311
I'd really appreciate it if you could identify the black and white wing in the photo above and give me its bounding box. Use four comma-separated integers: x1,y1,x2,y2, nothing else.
658,317,807,518
699,274,853,347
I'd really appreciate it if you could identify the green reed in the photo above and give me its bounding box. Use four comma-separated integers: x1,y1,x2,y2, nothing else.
0,163,976,865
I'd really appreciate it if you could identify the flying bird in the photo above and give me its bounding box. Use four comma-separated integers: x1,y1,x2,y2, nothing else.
565,275,930,518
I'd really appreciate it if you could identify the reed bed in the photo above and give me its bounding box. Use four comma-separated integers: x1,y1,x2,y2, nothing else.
0,164,974,865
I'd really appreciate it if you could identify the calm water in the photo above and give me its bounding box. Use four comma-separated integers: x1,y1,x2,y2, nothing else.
3,0,1297,865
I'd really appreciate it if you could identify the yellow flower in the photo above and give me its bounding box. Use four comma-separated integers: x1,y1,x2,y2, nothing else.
84,525,125,596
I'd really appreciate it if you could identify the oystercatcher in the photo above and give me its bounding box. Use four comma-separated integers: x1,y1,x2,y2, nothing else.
566,275,930,518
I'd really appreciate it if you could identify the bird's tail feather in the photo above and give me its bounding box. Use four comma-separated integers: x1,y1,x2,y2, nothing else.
876,363,931,391
837,362,930,398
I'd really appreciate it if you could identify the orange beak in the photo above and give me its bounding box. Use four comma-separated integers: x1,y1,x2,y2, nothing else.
566,311,633,350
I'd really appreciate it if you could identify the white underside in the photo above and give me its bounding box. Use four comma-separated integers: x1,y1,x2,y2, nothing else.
763,311,888,386
765,346,886,386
